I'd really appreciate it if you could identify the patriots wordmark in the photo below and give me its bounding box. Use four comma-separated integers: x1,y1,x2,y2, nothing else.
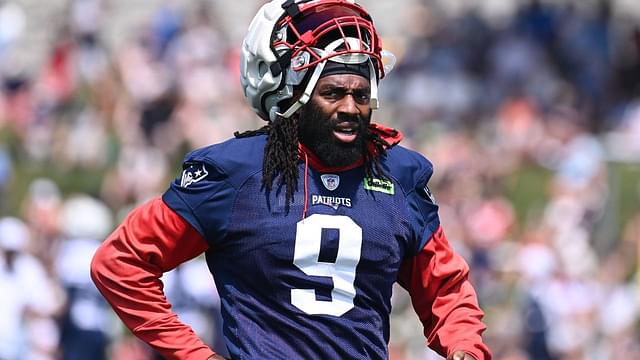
311,195,352,209
180,163,209,188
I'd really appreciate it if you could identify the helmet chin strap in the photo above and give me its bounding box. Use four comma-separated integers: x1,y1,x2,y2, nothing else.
277,59,328,119
277,38,380,119
368,60,379,109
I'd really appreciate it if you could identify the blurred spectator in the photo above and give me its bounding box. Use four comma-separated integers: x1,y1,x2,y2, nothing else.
162,258,228,359
605,100,640,163
55,195,114,360
0,1,25,59
22,178,63,273
0,145,11,206
0,217,63,360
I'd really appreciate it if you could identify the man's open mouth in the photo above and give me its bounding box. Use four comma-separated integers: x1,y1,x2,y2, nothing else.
333,122,360,143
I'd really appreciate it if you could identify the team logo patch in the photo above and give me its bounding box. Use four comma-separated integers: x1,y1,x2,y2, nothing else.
312,195,352,210
180,162,209,188
321,174,340,191
363,178,394,195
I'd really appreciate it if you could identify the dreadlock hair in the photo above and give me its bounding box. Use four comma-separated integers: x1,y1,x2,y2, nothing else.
365,129,394,180
234,116,395,205
234,115,299,204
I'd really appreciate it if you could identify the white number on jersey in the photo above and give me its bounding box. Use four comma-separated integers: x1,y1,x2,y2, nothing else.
291,214,362,316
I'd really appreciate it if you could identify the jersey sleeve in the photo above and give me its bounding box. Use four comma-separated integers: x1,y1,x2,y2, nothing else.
162,150,237,247
397,226,491,360
90,197,217,359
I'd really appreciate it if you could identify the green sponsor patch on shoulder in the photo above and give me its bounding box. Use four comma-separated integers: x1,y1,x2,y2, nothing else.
363,177,395,195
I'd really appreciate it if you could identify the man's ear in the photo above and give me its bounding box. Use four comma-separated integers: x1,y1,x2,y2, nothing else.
278,86,304,113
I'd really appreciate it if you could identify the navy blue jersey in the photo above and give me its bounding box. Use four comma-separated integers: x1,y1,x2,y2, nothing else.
162,135,440,359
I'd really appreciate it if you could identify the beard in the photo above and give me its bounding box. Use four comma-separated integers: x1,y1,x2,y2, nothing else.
297,99,371,168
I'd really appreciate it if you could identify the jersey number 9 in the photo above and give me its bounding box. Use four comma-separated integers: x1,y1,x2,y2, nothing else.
292,214,363,316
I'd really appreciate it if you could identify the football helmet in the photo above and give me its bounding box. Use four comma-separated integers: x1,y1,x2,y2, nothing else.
240,0,395,121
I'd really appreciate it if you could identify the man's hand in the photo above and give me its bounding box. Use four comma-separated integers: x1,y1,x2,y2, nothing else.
207,355,229,360
449,351,476,360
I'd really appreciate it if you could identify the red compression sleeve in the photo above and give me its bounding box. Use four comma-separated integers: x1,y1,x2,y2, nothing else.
398,226,491,360
90,197,216,360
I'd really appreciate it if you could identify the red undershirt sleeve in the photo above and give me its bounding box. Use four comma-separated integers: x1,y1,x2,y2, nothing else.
90,197,217,360
398,226,491,360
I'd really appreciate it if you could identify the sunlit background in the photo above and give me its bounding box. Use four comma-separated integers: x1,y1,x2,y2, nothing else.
1,0,640,359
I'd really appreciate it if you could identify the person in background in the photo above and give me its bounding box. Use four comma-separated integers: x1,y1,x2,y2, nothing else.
56,195,114,360
0,217,62,360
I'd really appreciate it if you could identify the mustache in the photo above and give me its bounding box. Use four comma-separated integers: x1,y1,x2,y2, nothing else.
333,113,368,125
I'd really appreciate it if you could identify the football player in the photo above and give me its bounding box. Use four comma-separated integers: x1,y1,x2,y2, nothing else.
91,1,491,359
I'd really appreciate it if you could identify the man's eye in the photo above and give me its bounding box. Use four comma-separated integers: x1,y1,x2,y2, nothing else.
354,92,370,104
320,89,370,103
323,90,343,99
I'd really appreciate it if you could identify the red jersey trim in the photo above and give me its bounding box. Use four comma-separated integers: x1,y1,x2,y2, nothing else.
397,226,492,360
90,197,216,360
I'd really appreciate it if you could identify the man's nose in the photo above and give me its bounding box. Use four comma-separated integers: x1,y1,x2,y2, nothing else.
337,95,360,116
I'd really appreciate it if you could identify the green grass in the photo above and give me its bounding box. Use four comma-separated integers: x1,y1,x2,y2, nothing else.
501,161,640,243
609,162,640,232
2,160,108,216
0,126,110,216
503,163,552,227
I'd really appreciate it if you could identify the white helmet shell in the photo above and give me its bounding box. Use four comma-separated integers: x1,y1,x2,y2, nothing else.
240,0,289,121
